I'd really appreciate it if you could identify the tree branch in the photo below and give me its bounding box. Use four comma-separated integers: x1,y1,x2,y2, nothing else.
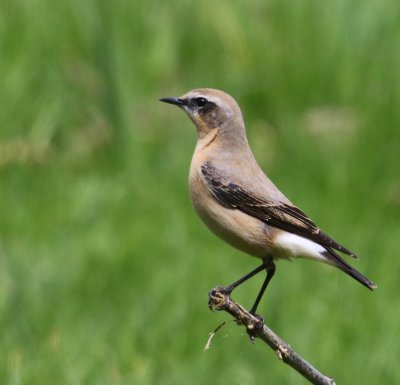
208,287,337,385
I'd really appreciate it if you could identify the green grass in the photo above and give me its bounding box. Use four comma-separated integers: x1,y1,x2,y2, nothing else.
1,0,400,384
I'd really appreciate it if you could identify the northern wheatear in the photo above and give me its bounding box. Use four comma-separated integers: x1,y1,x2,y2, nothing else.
160,88,376,314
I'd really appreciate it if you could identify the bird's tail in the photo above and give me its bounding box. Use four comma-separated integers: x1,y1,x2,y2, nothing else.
323,249,377,290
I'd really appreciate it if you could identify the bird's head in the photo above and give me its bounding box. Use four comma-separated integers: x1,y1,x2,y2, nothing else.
160,88,245,140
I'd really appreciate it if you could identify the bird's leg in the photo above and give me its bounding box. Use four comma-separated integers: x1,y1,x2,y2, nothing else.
219,262,267,295
249,258,276,315
245,259,276,342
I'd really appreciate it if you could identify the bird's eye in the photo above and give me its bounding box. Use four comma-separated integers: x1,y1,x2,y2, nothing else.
194,97,208,108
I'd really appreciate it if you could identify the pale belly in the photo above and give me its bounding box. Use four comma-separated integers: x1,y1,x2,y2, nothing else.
189,173,272,258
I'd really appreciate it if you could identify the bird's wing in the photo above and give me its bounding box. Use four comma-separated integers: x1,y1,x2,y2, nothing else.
201,162,357,258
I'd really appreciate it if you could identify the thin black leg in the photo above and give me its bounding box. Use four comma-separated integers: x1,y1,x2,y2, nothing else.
222,261,267,294
249,258,276,315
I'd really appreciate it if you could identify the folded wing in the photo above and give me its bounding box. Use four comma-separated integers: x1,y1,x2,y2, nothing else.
201,162,357,258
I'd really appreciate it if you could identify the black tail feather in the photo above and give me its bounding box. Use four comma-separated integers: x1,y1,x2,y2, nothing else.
323,249,377,290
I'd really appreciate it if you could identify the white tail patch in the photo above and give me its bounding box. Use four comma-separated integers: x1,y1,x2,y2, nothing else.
274,232,330,263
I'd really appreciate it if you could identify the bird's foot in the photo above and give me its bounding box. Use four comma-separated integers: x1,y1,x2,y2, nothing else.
250,312,264,324
246,313,264,343
208,286,231,311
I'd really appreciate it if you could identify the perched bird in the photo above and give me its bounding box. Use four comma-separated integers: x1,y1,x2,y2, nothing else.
160,88,376,315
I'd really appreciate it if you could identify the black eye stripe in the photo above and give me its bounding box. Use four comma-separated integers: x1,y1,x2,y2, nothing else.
188,97,216,111
194,97,208,107
197,98,207,106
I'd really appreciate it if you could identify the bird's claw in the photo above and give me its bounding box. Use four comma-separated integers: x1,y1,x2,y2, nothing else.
246,313,265,342
208,286,231,311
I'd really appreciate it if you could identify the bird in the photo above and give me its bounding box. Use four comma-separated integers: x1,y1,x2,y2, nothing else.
160,88,377,315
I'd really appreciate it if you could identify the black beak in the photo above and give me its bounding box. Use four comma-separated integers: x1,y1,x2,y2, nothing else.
159,97,186,107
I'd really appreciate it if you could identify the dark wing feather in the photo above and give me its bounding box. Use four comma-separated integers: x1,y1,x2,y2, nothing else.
201,162,357,258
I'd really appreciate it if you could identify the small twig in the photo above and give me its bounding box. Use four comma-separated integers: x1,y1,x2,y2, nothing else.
204,321,227,351
208,287,337,385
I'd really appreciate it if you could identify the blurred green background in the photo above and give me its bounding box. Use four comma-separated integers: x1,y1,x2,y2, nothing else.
1,0,399,384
